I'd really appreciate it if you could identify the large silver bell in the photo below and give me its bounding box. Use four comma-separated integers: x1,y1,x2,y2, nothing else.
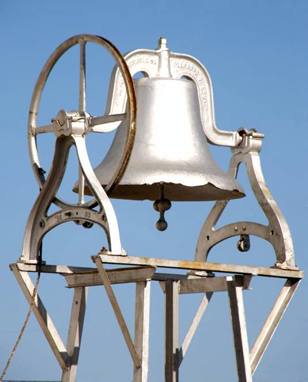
94,77,244,202
84,39,244,230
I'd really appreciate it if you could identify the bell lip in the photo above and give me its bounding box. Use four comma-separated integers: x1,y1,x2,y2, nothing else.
78,181,245,202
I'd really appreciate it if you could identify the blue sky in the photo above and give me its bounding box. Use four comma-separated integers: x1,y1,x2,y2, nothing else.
0,1,307,381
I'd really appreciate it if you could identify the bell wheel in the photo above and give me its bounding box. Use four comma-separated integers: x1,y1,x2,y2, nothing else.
28,34,136,208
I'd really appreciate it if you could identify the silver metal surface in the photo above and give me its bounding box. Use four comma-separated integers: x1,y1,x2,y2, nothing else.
22,34,137,263
195,130,297,270
107,37,242,147
93,38,244,201
77,40,87,205
28,34,136,203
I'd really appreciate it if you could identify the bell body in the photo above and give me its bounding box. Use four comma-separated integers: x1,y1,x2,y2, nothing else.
93,77,244,201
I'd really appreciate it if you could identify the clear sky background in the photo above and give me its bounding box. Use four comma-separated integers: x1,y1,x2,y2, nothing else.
0,1,307,381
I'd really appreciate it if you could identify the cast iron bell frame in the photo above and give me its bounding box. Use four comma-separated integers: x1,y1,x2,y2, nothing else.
10,35,302,382
20,34,137,264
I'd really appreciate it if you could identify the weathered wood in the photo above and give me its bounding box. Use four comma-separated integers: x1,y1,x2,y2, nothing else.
62,287,87,382
227,277,252,382
179,277,227,294
164,280,180,382
94,257,141,368
133,281,151,382
180,292,213,363
11,257,300,382
96,254,303,279
65,266,155,288
250,279,300,374
12,262,97,275
11,264,68,369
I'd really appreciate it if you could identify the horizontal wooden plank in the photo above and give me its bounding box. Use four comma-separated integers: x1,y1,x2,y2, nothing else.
11,263,96,275
65,266,156,288
95,255,303,279
159,275,252,294
179,277,228,294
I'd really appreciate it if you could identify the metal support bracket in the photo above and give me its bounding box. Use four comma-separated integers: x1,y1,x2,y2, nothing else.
195,130,297,270
21,134,123,264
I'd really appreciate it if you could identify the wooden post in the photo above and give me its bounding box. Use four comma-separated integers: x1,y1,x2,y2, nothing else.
164,280,180,382
133,281,151,382
62,287,87,382
227,277,253,382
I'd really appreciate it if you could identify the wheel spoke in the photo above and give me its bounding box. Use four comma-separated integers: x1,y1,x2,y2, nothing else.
78,40,87,204
34,124,55,135
78,165,85,205
89,113,126,132
79,40,87,113
28,34,136,206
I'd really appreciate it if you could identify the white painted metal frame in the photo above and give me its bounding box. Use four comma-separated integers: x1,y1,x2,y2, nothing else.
21,34,137,264
196,130,296,270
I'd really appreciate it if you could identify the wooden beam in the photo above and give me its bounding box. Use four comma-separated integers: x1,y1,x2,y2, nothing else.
96,255,303,279
65,266,155,288
11,262,97,275
179,277,228,294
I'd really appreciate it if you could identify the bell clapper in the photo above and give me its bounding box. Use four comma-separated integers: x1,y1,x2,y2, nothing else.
237,234,250,252
153,184,171,231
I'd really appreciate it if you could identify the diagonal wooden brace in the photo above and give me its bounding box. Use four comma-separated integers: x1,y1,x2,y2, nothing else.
11,264,69,370
94,256,142,369
250,278,300,374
